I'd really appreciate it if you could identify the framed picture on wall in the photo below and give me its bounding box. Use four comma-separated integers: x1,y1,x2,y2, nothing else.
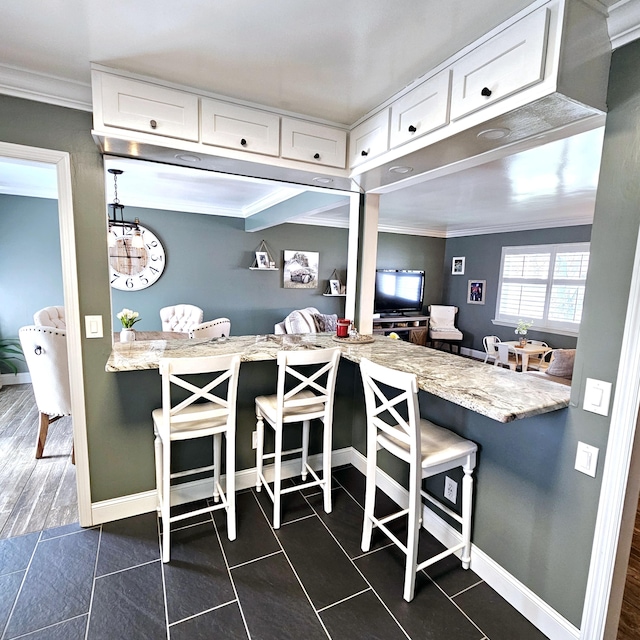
452,256,465,275
283,250,319,289
467,280,486,305
255,251,270,269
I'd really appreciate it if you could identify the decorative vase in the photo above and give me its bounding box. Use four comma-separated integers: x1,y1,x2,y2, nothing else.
120,328,136,342
519,335,527,346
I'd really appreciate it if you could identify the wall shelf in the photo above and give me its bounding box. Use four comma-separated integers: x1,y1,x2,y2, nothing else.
249,239,277,270
324,268,345,295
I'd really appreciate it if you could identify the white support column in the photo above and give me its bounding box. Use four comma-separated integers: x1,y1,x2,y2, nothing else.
356,193,380,335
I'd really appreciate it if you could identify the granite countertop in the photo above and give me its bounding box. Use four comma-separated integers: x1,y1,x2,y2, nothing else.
106,333,570,423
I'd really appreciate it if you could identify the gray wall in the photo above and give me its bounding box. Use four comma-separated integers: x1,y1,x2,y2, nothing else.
443,225,591,352
0,194,63,373
376,231,445,314
111,207,349,335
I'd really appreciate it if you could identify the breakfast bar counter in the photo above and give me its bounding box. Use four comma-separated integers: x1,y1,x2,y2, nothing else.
106,333,570,423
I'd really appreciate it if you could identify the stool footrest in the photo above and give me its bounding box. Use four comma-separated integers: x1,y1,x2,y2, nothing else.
416,542,465,572
421,490,464,526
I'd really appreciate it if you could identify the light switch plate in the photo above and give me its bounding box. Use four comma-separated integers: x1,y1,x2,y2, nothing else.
583,378,612,416
84,315,103,338
575,441,599,477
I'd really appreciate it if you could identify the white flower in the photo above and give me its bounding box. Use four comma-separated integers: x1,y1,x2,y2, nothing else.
117,308,141,329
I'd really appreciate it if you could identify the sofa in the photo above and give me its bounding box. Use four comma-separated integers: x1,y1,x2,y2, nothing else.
274,307,338,334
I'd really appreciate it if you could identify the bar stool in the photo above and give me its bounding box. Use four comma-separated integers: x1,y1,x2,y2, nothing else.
255,347,340,528
359,358,478,602
153,353,241,563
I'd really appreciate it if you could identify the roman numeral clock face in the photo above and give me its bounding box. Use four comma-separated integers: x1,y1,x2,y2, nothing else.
108,225,166,291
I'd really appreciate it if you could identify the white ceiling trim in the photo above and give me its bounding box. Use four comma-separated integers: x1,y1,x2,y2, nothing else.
241,186,305,217
608,0,640,48
0,63,92,112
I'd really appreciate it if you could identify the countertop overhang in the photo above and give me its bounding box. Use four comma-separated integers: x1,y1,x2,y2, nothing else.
106,333,570,423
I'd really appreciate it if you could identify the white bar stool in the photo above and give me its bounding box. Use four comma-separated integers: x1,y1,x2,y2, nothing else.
359,357,478,602
153,353,241,563
255,347,340,529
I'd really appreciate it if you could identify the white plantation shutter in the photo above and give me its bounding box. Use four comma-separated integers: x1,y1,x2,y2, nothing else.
496,243,589,332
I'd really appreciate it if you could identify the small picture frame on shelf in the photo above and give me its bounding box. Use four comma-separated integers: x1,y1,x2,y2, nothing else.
255,251,270,269
467,279,486,305
329,279,341,295
452,256,465,275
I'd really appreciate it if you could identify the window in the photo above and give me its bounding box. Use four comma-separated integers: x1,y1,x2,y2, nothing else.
495,243,590,333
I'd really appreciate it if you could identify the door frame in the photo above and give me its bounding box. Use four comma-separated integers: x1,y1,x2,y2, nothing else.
0,140,91,526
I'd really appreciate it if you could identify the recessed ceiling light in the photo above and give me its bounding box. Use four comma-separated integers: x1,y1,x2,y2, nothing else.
175,153,201,162
389,165,413,174
477,128,511,140
313,177,333,184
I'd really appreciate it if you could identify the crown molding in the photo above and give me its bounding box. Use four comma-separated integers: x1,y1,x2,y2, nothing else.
607,0,640,49
0,64,92,112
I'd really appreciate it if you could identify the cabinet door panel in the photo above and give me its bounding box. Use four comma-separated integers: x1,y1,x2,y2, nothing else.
389,70,450,149
450,8,549,121
201,99,280,156
281,119,347,168
349,110,390,168
100,74,199,141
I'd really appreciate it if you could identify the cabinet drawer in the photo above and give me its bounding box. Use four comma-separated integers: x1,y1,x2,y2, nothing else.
201,99,280,156
450,8,550,121
281,118,347,168
349,109,390,168
389,70,451,149
99,74,199,141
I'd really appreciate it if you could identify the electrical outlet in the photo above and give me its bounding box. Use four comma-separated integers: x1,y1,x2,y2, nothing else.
444,476,458,503
252,431,257,449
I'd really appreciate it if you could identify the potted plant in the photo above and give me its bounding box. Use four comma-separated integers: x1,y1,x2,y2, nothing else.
0,338,24,390
515,319,534,346
117,308,141,342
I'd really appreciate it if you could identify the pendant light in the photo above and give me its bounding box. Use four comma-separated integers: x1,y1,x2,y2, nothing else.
107,168,144,248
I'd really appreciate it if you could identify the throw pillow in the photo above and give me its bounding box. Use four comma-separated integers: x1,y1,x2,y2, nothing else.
313,313,338,332
546,349,576,379
285,309,317,334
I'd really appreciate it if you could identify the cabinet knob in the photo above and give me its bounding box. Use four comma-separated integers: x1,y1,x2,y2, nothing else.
481,87,492,97
240,138,247,147
361,149,369,156
408,125,417,133
150,119,157,129
313,153,320,160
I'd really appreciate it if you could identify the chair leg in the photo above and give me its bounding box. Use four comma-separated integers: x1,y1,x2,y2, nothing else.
255,411,264,492
35,412,50,458
322,417,332,515
161,441,172,563
213,433,221,502
403,471,422,602
273,425,283,529
301,420,310,480
225,430,236,541
361,448,377,552
461,465,474,569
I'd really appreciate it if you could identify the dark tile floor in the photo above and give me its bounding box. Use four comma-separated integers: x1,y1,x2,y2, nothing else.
0,465,548,640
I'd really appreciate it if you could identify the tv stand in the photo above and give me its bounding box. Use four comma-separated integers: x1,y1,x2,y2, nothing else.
372,315,429,346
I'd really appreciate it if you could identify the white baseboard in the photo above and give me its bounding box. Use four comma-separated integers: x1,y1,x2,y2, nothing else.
0,372,31,385
91,445,577,640
349,448,578,640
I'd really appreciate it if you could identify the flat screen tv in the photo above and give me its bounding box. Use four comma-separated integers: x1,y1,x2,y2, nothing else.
374,269,425,315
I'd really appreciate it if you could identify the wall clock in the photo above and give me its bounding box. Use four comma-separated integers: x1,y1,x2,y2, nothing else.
108,224,166,290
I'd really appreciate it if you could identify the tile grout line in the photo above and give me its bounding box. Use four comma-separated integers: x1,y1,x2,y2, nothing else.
158,511,171,640
83,525,103,640
250,487,332,639
94,557,161,580
167,599,238,628
1,529,44,640
301,480,412,640
210,503,253,640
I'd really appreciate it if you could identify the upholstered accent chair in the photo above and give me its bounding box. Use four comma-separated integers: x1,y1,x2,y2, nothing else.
159,304,204,333
189,317,231,339
427,305,463,353
18,325,73,461
33,306,66,329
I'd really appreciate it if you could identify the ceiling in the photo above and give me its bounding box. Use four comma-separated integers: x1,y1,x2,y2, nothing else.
0,0,631,236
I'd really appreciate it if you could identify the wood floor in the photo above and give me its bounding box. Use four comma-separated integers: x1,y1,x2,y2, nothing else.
0,383,77,539
618,497,640,638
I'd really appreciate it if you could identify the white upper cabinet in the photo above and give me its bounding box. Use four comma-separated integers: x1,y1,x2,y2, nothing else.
97,73,199,141
450,8,550,121
349,109,390,168
201,99,280,156
389,70,451,149
281,118,347,168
